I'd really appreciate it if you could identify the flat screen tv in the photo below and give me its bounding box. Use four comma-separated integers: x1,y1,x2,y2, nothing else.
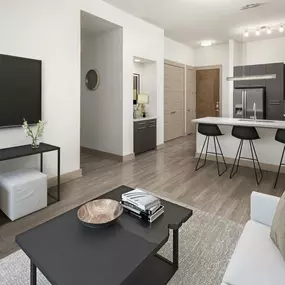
0,54,42,128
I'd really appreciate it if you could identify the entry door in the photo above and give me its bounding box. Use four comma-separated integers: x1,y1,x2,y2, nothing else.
164,62,184,142
196,69,220,118
186,67,196,134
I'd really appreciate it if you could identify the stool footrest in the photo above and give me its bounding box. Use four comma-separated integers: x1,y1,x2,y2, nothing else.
195,135,227,176
230,139,263,185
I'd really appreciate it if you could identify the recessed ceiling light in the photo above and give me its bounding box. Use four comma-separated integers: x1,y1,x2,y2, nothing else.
279,25,284,33
256,29,261,36
244,31,249,37
134,58,141,63
267,27,272,34
200,40,213,47
241,3,268,10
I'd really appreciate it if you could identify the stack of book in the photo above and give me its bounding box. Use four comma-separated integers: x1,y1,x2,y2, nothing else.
121,188,164,223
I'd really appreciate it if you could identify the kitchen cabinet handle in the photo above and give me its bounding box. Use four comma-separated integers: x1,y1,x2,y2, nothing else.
269,100,281,105
171,111,176,114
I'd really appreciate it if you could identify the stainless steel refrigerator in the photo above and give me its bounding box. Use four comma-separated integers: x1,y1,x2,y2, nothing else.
233,88,265,119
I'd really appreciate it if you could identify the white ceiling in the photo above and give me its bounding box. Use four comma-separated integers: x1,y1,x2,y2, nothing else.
102,0,285,47
81,11,121,37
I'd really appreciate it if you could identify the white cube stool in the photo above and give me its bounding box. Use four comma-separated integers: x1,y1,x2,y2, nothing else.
0,169,47,221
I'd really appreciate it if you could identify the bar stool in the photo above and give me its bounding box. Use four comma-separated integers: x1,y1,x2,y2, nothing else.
195,123,227,176
274,129,285,188
230,126,263,185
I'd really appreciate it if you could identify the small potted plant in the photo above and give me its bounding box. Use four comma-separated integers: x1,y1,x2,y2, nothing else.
22,119,46,148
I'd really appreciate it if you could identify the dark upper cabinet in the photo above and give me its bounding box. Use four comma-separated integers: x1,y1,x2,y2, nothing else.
248,64,266,88
266,63,284,101
234,65,266,88
234,66,250,89
266,63,284,120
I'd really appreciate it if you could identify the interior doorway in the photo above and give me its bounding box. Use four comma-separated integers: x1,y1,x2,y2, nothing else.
80,11,123,174
186,66,196,134
196,67,221,118
164,60,185,142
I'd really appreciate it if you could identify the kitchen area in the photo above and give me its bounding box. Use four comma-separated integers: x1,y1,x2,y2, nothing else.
233,62,284,121
193,61,285,185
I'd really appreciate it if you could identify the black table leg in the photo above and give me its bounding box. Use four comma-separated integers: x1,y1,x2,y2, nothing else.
173,228,179,271
40,153,43,172
31,260,37,285
57,148,60,201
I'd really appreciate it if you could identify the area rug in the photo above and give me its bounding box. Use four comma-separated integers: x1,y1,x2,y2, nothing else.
0,203,243,285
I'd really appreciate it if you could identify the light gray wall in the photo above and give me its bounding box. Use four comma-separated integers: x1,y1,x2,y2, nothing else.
81,28,123,155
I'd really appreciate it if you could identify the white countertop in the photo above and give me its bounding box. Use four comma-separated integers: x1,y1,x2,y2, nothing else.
133,116,157,122
192,117,285,129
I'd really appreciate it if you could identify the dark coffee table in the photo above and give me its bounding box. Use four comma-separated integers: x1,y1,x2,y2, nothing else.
16,186,192,285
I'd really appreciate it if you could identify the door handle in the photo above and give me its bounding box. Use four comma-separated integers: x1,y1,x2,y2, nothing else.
171,111,176,114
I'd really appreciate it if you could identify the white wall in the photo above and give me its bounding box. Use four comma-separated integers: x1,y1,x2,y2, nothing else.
245,37,285,65
81,29,123,155
0,0,165,178
164,37,194,66
194,44,230,117
80,0,165,155
142,63,157,118
228,40,243,117
0,1,80,177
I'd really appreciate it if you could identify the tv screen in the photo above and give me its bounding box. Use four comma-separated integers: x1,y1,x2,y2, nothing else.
0,54,42,128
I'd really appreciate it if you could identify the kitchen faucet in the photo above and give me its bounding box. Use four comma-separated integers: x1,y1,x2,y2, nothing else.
252,102,257,120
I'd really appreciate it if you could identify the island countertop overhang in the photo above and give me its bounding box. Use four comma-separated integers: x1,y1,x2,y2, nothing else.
192,117,285,130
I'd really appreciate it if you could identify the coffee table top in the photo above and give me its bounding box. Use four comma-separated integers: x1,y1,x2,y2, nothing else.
16,186,192,285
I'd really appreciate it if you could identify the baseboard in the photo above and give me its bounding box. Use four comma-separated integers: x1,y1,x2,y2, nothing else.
122,153,135,162
81,147,134,162
48,169,82,188
195,153,283,173
156,143,165,150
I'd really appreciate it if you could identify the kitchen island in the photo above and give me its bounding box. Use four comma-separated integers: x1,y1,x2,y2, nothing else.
192,117,285,171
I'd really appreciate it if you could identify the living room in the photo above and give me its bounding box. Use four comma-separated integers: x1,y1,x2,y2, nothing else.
0,0,285,284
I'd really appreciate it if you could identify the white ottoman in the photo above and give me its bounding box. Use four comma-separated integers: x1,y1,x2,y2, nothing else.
0,169,47,221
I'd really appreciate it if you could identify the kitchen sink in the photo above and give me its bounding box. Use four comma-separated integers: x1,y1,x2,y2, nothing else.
238,119,276,123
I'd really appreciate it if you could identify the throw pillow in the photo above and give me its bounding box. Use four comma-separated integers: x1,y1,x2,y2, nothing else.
271,191,285,260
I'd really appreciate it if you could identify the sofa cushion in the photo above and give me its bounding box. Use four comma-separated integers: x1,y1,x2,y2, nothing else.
271,191,285,260
223,220,285,285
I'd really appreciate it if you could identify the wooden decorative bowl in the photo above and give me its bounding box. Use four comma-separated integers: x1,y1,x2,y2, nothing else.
77,199,123,228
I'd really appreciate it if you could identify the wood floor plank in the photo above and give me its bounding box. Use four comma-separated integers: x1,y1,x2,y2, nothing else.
0,135,284,259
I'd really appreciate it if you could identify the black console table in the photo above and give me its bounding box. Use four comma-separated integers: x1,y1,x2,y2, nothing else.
0,143,60,202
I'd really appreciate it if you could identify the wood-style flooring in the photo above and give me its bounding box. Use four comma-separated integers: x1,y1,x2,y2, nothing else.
0,135,284,259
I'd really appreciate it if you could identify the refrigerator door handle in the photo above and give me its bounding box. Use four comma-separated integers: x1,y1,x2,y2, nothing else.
244,90,247,118
241,90,245,118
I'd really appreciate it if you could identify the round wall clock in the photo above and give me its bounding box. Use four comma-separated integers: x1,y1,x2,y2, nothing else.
85,69,100,91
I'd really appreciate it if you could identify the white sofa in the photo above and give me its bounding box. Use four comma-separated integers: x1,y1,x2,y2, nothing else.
222,191,285,285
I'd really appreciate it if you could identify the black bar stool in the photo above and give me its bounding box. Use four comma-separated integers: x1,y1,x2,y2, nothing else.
195,123,227,176
274,129,285,188
230,126,263,185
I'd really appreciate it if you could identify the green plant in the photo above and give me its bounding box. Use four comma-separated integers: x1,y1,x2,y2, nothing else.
22,119,46,147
